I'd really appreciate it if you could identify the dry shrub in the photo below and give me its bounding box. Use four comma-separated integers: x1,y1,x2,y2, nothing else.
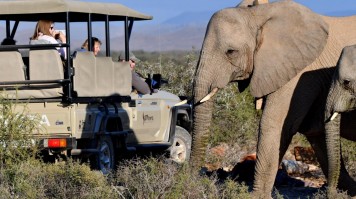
312,189,351,199
0,93,43,168
0,159,118,199
114,157,250,199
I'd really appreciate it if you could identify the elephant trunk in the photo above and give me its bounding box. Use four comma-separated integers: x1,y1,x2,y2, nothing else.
191,57,218,168
325,113,341,196
325,80,339,121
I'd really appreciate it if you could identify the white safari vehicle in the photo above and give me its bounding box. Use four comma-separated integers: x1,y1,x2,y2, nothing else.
0,0,192,173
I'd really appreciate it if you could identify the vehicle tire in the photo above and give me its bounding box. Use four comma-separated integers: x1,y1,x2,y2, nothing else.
91,135,115,174
169,126,192,163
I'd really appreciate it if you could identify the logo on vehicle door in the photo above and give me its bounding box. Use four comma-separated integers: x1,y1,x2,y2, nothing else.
41,115,51,126
143,113,154,123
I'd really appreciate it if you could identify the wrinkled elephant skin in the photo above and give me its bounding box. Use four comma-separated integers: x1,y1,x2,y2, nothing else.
325,45,356,196
192,0,356,198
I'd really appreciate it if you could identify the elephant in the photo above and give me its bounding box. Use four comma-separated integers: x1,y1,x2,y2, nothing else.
325,45,356,196
191,0,356,197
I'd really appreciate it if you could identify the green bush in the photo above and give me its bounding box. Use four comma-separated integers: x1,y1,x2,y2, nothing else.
341,138,356,176
133,49,198,97
210,84,261,147
0,93,43,167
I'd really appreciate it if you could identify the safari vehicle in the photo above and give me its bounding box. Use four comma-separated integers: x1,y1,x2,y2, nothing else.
0,0,192,173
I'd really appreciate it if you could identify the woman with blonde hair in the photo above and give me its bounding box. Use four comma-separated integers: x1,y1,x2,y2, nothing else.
30,20,66,58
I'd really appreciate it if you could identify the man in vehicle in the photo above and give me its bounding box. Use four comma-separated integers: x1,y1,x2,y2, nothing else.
119,52,150,94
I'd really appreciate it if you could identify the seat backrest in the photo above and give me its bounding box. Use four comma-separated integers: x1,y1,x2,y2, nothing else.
96,57,114,96
29,49,63,80
113,61,132,96
73,51,96,97
0,51,26,81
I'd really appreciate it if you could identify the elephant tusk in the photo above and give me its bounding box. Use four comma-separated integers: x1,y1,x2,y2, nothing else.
174,99,188,106
330,112,339,121
200,88,219,103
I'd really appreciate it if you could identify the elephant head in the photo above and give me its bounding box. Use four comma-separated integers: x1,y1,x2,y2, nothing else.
325,45,356,195
191,0,329,167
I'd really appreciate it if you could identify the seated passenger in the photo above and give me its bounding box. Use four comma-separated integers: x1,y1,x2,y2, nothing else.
30,20,66,59
79,37,102,56
119,52,150,94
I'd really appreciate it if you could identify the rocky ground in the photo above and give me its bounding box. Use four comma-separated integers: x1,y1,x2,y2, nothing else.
205,143,329,198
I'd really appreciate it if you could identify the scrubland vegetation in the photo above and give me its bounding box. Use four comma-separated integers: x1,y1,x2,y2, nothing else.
0,50,355,198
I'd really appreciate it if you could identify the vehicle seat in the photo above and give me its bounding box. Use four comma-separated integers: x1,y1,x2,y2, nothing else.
96,57,114,96
73,51,96,97
23,49,64,98
0,51,60,99
113,61,132,96
0,51,26,82
0,51,28,99
29,49,64,80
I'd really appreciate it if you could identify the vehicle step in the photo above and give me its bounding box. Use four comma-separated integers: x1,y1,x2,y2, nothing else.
71,149,99,156
126,146,136,151
108,130,130,137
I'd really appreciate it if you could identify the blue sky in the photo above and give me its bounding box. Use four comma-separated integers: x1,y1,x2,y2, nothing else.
81,0,356,24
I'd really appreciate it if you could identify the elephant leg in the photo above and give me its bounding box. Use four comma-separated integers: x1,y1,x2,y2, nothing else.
307,135,356,196
252,98,295,198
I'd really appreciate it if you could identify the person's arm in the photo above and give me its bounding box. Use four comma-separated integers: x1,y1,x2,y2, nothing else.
132,71,150,94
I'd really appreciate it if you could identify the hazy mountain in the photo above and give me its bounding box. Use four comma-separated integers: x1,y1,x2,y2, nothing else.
3,9,356,52
118,11,214,51
161,11,214,26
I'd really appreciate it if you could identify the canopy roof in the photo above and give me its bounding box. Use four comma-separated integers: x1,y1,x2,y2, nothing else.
0,0,152,22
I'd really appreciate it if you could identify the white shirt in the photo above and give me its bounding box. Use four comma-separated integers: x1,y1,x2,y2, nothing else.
37,35,66,59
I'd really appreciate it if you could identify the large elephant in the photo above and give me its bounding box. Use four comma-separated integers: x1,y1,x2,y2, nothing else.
192,0,356,197
325,45,356,196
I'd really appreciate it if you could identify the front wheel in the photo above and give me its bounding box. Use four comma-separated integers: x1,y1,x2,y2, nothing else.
91,135,115,174
169,126,192,163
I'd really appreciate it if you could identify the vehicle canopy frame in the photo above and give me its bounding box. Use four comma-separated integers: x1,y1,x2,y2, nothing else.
0,0,152,103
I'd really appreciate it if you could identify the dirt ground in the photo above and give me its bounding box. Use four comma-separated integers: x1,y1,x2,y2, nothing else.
206,144,330,198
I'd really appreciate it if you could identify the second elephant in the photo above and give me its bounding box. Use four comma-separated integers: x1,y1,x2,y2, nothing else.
325,45,356,196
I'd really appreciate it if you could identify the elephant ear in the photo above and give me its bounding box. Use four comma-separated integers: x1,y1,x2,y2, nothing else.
250,1,329,98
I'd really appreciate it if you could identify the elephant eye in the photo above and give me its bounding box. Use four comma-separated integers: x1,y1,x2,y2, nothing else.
343,79,351,89
226,49,238,59
227,49,234,54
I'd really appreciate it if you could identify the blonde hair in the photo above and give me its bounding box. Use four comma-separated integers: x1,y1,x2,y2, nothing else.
31,20,53,40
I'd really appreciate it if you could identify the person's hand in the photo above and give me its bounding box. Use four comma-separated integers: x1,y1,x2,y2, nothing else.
55,31,66,43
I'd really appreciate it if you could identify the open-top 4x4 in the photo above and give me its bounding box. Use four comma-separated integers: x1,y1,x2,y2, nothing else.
0,0,192,173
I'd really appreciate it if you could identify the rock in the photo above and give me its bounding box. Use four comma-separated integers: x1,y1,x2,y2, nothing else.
281,160,309,175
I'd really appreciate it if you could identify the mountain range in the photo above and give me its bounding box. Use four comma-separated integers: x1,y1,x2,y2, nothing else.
3,9,356,52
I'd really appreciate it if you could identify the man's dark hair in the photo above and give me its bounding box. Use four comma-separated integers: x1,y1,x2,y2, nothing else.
1,37,16,45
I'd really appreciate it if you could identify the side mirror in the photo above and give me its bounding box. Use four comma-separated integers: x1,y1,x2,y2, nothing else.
146,73,168,93
152,74,168,89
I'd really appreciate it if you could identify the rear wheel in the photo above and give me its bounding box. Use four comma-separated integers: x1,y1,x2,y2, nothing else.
169,126,192,163
91,135,115,174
